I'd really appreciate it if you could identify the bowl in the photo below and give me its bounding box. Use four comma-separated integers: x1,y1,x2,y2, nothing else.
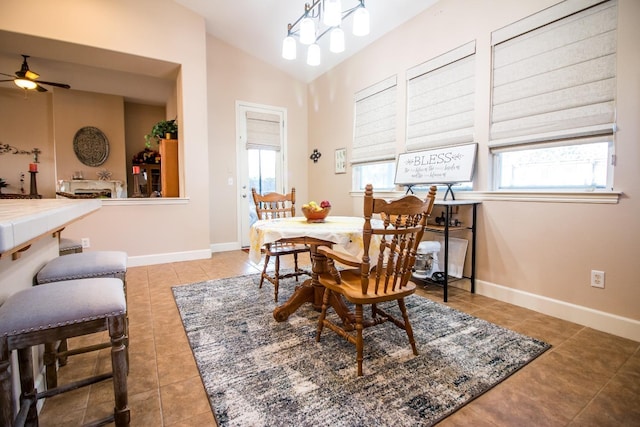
302,206,331,222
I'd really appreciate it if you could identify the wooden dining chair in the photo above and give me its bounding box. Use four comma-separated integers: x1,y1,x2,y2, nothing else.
315,183,437,376
251,187,311,302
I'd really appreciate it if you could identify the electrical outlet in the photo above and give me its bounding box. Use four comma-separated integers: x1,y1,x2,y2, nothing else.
81,238,91,249
591,270,605,288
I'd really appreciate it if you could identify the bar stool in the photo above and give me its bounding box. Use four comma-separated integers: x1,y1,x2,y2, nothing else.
58,237,83,256
35,251,128,388
0,278,130,426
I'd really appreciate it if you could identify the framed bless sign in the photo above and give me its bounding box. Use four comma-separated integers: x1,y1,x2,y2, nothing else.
394,143,477,186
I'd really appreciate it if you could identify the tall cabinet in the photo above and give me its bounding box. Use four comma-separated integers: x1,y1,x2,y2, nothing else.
160,138,179,197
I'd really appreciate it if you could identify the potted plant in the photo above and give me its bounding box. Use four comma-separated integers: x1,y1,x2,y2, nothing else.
144,119,178,147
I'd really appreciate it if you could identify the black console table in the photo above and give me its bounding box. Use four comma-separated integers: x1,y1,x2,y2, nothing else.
420,200,481,302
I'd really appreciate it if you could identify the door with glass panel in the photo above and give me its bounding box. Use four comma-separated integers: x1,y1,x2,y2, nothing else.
237,102,287,248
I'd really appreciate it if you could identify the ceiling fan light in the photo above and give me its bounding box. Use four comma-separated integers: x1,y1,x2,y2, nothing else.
282,36,297,60
353,6,370,36
323,0,342,27
307,43,321,66
329,28,345,53
14,78,37,90
300,17,316,45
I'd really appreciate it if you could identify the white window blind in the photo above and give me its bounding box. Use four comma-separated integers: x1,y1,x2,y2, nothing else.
490,0,617,148
351,75,397,164
246,111,281,151
406,41,476,152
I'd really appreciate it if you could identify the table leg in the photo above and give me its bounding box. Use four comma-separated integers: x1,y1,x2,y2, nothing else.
273,244,353,325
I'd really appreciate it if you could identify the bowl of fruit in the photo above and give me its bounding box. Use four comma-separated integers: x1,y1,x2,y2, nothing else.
301,200,331,222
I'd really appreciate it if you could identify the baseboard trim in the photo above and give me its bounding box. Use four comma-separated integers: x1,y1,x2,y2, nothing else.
210,242,242,253
476,280,640,342
127,249,211,267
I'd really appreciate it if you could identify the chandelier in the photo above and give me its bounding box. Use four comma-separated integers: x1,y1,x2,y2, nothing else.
282,0,370,66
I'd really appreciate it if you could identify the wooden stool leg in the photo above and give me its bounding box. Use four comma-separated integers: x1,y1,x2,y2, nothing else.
43,342,58,389
0,340,13,427
17,347,38,426
109,314,130,426
57,339,69,366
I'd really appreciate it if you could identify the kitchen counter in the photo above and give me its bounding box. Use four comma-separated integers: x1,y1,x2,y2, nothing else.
0,198,101,256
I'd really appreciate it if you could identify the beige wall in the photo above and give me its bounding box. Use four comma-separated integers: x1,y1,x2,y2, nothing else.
307,0,640,323
206,35,309,247
53,89,126,184
0,88,55,197
0,0,211,260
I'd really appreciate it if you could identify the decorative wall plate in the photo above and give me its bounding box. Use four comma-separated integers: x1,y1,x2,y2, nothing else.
73,126,109,167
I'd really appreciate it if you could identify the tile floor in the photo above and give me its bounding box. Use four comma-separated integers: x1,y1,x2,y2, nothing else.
38,250,640,426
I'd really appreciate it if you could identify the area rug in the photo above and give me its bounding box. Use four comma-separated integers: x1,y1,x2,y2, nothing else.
172,274,550,426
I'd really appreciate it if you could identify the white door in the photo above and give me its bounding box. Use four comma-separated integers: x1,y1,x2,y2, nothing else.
237,102,287,248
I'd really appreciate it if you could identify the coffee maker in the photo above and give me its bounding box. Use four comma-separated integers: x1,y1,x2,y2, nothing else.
413,240,441,279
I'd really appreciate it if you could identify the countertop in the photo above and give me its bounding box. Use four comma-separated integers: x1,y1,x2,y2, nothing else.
0,199,101,254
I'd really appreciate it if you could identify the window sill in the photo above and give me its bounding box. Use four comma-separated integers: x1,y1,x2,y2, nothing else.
450,190,621,204
101,197,190,206
350,190,621,204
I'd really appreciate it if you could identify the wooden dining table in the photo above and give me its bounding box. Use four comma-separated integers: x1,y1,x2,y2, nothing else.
249,215,381,323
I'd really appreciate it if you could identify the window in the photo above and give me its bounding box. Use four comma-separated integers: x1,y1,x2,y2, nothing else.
352,161,396,192
490,0,617,191
351,76,397,191
406,41,476,152
245,110,282,194
493,138,612,190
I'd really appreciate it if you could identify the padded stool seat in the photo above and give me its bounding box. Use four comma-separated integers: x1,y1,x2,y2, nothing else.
36,251,127,285
0,278,129,426
58,237,83,256
35,251,128,388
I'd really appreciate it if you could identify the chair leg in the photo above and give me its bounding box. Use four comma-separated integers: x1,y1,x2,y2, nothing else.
355,304,364,377
398,298,418,355
259,254,270,289
293,252,300,281
316,288,331,342
109,314,130,426
273,255,280,302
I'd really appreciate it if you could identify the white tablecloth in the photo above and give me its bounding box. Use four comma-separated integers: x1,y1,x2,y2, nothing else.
249,216,380,265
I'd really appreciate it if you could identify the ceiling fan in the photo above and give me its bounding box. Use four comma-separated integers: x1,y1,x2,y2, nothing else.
0,54,71,92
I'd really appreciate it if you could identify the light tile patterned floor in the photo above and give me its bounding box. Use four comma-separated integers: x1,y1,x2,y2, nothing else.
38,250,640,426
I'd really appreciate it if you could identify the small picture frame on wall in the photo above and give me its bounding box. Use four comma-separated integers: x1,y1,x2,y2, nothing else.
335,148,346,174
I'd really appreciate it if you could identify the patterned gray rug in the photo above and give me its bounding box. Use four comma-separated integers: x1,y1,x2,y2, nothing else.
172,274,550,426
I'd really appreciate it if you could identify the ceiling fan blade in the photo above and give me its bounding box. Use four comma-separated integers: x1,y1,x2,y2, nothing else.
37,80,71,89
0,79,15,83
36,84,48,92
0,72,16,78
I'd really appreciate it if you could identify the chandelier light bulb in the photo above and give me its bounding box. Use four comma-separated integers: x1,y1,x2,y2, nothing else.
353,6,370,36
329,27,345,53
307,43,321,66
300,17,316,45
323,0,342,27
282,36,297,60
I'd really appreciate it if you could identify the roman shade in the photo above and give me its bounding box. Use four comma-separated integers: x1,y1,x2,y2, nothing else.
406,41,476,152
351,75,397,164
489,0,617,148
246,111,282,151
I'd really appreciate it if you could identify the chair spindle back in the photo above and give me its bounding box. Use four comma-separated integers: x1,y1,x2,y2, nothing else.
361,184,437,296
